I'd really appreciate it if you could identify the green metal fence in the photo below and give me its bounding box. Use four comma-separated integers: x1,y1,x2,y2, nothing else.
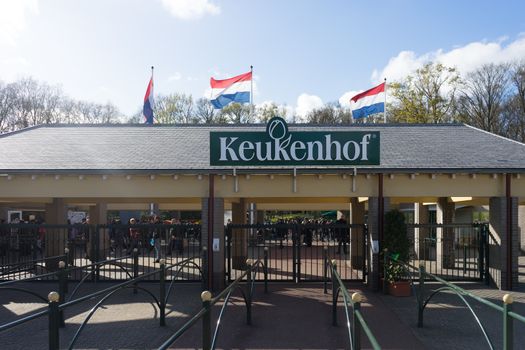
0,254,206,350
406,223,488,281
158,257,268,350
324,247,381,350
385,252,525,350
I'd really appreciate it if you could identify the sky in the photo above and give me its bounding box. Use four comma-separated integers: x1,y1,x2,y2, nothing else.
1,0,525,120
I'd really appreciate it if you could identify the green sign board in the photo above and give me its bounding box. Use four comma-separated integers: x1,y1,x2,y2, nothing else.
210,117,380,166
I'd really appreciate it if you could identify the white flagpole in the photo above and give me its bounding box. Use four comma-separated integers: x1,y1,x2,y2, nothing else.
250,65,254,119
383,77,387,123
151,66,155,124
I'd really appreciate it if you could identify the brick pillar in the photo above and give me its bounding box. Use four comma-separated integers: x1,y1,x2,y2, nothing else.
201,197,225,291
414,203,431,260
231,199,247,270
0,207,7,222
367,197,390,291
88,202,108,262
256,210,265,225
350,198,365,269
44,198,67,268
489,197,519,290
436,197,455,269
519,205,525,255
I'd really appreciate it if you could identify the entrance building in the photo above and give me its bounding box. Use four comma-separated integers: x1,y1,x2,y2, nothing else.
0,120,524,290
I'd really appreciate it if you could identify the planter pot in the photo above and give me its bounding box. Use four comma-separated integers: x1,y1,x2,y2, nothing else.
388,281,411,297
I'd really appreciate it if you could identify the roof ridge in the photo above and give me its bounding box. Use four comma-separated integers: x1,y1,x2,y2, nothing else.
6,122,468,130
0,124,46,138
464,124,525,147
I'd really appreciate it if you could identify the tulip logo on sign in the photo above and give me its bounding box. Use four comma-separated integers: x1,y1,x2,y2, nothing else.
210,117,380,166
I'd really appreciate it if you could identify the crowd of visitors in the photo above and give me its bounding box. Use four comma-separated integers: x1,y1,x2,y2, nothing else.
248,216,351,252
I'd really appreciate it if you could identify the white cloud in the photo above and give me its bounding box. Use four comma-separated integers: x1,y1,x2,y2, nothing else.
0,0,39,46
168,72,182,81
338,90,361,108
295,93,323,121
371,35,525,83
160,0,220,20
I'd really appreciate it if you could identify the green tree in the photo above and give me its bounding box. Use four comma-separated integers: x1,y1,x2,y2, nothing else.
256,102,289,123
219,102,253,123
388,62,461,123
154,93,196,124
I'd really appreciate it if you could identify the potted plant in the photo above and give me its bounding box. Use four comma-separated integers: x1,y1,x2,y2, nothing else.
383,209,411,296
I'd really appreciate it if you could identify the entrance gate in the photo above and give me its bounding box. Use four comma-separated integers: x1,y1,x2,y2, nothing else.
225,223,368,282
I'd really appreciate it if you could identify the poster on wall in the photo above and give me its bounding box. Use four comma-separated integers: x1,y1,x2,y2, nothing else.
68,211,86,224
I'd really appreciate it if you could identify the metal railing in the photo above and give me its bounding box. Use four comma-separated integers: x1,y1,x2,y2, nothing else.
226,222,367,282
0,251,206,350
323,248,381,350
65,256,204,350
158,257,268,350
0,223,203,281
385,253,525,350
0,252,136,331
0,253,67,278
406,223,488,281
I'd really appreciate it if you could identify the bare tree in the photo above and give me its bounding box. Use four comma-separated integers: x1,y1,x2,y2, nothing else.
458,63,510,134
0,82,17,132
503,61,525,142
306,102,352,124
194,98,228,124
8,78,63,129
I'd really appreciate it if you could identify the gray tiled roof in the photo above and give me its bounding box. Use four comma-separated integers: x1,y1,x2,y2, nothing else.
0,123,524,173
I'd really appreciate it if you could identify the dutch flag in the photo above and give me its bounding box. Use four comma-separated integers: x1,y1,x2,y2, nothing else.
350,82,385,119
143,75,154,124
210,71,251,109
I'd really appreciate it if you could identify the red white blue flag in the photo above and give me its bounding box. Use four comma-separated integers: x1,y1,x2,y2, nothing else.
350,82,385,119
143,76,154,124
210,71,251,109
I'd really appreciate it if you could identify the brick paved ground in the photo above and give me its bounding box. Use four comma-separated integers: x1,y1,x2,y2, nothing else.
0,256,524,349
375,256,525,350
0,281,425,350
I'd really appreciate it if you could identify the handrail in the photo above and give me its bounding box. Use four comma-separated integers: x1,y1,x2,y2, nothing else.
326,258,381,350
64,257,204,350
158,257,268,350
0,309,49,332
0,254,67,272
65,256,135,302
0,254,137,332
59,257,198,310
0,255,204,350
0,255,199,334
386,253,524,350
0,254,130,287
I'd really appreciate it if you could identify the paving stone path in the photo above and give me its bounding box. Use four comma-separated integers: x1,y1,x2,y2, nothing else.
1,257,524,350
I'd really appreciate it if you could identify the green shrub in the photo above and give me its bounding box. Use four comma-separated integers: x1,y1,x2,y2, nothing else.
384,209,410,282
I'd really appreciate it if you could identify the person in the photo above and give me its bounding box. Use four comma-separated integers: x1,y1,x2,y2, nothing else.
37,219,46,255
0,219,8,257
336,215,349,254
80,217,90,259
150,215,162,263
167,218,183,256
127,218,140,255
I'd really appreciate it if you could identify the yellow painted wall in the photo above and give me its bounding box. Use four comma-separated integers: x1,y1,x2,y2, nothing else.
0,173,523,204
